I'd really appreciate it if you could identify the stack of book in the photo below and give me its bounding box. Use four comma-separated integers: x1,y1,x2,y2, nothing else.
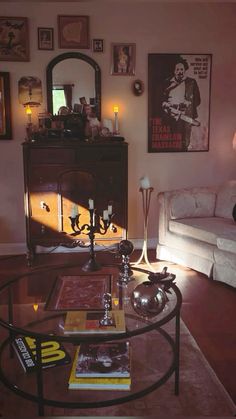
63,309,126,335
68,341,131,390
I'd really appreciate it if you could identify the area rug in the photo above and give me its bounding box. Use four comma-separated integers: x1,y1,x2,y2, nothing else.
1,319,235,417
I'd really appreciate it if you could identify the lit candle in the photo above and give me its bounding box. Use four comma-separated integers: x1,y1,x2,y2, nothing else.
25,104,32,124
103,210,108,220
113,105,119,135
108,204,112,215
140,175,151,189
88,199,94,209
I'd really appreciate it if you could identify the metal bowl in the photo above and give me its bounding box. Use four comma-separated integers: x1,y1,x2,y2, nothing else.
131,281,166,318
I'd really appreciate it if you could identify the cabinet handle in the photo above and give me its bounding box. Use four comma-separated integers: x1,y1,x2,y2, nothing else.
40,201,50,212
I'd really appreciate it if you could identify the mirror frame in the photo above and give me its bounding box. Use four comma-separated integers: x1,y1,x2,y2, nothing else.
46,52,101,120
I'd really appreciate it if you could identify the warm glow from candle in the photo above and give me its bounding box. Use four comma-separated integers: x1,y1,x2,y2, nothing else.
25,104,32,115
113,105,119,114
33,303,39,312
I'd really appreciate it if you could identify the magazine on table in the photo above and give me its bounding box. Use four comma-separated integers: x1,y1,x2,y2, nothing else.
75,341,130,378
12,336,71,373
68,347,131,390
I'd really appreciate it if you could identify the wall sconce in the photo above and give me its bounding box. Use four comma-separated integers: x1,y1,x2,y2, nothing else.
113,105,119,135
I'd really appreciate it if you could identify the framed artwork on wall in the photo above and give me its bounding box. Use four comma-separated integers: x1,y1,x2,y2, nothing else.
111,43,136,76
148,53,212,153
0,17,29,61
38,27,54,50
92,38,104,53
0,72,12,140
58,15,89,49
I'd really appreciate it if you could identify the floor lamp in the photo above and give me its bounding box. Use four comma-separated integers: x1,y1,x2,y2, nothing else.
133,176,155,271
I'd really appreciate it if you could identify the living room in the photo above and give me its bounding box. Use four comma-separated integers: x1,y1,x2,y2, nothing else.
0,0,235,417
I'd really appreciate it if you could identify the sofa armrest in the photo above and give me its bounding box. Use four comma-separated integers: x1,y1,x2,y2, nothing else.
157,186,218,245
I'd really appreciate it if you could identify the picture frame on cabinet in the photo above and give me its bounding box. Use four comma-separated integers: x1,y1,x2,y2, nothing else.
148,53,212,153
0,72,12,140
92,39,104,53
38,27,54,50
111,43,136,76
58,15,89,49
0,17,29,61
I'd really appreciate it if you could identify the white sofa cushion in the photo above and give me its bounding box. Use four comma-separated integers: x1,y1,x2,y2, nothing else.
215,180,236,219
169,191,216,220
169,217,235,245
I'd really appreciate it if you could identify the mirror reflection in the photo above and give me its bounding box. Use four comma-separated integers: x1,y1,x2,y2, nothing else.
52,58,95,115
46,52,101,122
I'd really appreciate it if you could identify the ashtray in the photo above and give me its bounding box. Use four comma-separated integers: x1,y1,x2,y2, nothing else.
148,267,176,291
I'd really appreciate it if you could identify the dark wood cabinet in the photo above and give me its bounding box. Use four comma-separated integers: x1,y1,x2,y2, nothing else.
22,140,128,263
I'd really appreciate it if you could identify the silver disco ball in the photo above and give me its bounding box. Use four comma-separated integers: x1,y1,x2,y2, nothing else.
131,281,166,318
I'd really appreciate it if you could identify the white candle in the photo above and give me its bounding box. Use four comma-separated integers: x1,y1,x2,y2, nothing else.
71,204,78,217
88,199,94,209
103,210,108,220
108,204,113,215
140,175,151,189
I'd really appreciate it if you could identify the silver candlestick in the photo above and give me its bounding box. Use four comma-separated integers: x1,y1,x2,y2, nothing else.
99,293,114,326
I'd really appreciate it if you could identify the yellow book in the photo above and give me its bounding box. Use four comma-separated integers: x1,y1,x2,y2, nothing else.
68,348,131,390
64,310,126,335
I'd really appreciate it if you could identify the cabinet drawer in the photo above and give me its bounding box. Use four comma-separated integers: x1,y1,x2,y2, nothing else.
30,148,75,164
30,192,58,223
76,148,123,163
29,165,70,191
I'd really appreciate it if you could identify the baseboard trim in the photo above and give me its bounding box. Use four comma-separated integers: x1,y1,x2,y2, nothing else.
0,238,157,256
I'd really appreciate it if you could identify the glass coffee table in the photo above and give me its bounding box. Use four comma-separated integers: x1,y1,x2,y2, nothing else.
0,263,182,416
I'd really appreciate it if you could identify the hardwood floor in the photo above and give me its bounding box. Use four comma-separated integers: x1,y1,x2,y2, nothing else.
0,249,235,412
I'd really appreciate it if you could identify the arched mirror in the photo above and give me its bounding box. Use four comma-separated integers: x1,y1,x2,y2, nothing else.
46,52,101,120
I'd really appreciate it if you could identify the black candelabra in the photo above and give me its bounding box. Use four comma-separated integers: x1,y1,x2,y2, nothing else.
69,200,116,272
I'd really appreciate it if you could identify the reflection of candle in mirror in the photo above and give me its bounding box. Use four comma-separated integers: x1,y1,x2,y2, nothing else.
33,303,39,312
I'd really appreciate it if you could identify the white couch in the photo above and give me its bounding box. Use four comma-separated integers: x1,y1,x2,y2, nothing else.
156,180,236,288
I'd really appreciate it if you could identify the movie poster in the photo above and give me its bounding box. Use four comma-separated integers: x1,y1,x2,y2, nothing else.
148,53,212,152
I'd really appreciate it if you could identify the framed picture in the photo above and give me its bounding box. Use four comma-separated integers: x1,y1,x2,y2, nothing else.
38,27,54,50
0,72,12,140
0,17,29,61
148,53,212,153
92,38,104,53
111,43,136,76
58,15,89,49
